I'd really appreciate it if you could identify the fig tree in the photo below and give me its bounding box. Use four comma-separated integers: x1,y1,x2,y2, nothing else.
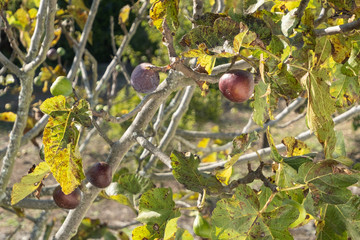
218,70,254,103
50,76,73,96
86,162,112,188
47,48,58,61
53,186,81,209
130,63,160,93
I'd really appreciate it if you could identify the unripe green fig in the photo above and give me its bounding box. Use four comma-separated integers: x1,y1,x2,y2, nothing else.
33,76,42,86
95,104,104,111
50,76,73,96
86,162,112,188
130,63,160,93
53,186,81,209
193,212,211,239
115,64,121,72
47,48,58,61
57,47,66,56
219,70,254,103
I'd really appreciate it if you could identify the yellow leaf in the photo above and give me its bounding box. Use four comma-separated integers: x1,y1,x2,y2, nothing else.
119,5,130,24
197,138,210,148
28,8,37,19
51,28,62,46
0,112,17,122
11,162,50,205
215,166,232,185
202,152,217,163
282,137,311,157
14,8,29,30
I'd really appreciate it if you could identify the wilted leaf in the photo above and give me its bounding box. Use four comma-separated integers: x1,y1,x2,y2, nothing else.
11,162,50,205
282,137,311,157
132,224,163,240
170,151,223,194
303,70,336,158
281,8,298,37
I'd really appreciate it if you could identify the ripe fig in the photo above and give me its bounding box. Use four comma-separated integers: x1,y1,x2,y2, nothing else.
50,76,73,96
86,162,112,188
53,186,81,209
130,63,160,93
193,212,211,239
47,48,58,61
218,70,254,103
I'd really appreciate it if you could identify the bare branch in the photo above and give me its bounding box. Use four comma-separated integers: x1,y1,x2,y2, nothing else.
134,133,172,169
315,18,360,36
0,51,22,77
66,0,101,81
294,0,310,26
94,0,150,102
26,0,48,60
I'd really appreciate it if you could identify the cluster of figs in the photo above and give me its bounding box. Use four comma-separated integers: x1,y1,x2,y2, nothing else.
129,63,255,102
53,162,112,209
50,63,254,209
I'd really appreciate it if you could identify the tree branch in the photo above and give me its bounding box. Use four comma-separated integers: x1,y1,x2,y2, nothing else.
0,51,22,77
315,18,360,36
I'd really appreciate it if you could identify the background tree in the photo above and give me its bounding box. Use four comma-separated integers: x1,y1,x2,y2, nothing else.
0,0,360,239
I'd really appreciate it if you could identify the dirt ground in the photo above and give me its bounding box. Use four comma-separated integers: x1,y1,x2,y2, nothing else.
0,99,359,239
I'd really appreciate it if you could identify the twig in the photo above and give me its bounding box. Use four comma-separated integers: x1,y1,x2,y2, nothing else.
93,0,150,102
294,0,310,26
276,111,306,129
143,86,195,172
1,206,37,222
0,51,22,77
65,0,101,81
152,104,360,179
192,0,203,21
314,7,329,27
134,133,172,169
26,0,48,61
0,12,26,61
110,16,117,55
91,118,114,146
315,18,360,36
79,127,98,153
92,88,166,124
30,211,49,240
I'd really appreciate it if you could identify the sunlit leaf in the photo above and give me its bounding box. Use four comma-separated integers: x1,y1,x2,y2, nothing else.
164,217,194,240
282,137,311,157
51,28,62,46
251,80,268,126
150,0,179,31
101,183,133,208
119,5,131,24
11,162,50,205
40,96,91,194
170,151,223,194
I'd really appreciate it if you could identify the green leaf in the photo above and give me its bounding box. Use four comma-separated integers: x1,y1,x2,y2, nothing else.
40,96,91,194
11,162,50,205
283,154,315,171
137,188,180,225
150,0,179,32
303,70,336,158
251,80,268,127
170,151,223,194
164,217,194,240
332,131,354,166
304,161,358,204
74,218,109,239
211,185,298,239
132,224,163,240
180,17,240,49
102,183,133,208
116,174,155,196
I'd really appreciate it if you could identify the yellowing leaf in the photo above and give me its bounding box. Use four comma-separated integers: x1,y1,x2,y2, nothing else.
197,138,210,148
233,23,249,53
41,96,91,194
150,0,179,31
119,5,130,24
11,162,50,205
282,137,310,157
202,152,217,163
0,112,17,122
215,166,232,185
14,8,29,30
51,28,62,46
28,8,37,19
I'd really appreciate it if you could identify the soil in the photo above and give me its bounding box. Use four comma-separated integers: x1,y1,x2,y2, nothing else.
0,98,359,239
